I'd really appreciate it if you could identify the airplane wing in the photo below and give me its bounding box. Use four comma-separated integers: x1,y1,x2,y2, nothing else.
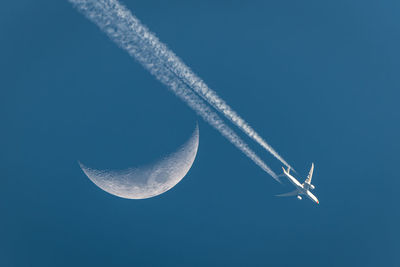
275,190,298,197
305,163,314,184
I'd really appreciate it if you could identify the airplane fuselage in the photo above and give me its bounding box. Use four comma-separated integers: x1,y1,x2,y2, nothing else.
282,170,319,204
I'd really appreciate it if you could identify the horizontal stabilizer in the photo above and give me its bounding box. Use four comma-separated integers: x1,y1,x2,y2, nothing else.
275,190,298,197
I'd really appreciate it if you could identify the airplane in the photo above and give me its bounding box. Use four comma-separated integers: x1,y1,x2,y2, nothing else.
276,163,319,204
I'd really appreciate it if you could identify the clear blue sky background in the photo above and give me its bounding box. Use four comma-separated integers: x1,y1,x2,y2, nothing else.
1,0,399,266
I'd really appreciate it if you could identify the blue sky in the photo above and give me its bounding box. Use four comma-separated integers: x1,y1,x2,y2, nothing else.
1,0,399,266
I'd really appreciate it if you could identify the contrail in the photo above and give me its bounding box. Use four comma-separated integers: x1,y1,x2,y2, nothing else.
82,0,292,170
120,10,292,170
69,0,280,181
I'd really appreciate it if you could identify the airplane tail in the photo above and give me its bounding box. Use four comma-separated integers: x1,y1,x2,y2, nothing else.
282,166,291,174
278,166,291,184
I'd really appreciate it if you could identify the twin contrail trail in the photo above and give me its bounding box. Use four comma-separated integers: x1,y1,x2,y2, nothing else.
116,9,292,170
69,0,289,180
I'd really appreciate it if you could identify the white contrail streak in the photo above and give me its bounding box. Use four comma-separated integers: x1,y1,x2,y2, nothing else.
122,10,292,170
69,0,280,181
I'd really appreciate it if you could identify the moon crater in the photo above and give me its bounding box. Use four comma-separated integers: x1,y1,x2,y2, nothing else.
80,125,199,199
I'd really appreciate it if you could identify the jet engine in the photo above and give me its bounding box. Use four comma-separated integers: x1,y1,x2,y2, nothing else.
310,184,315,190
297,195,302,200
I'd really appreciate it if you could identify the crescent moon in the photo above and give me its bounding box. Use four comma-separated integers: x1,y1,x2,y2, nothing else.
79,125,199,199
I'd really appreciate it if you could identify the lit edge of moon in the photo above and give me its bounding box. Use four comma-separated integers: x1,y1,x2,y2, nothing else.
79,124,199,200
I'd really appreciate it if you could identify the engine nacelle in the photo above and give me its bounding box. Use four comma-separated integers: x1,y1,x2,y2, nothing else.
297,195,302,200
310,184,315,190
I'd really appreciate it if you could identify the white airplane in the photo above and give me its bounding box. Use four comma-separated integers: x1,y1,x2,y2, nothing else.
277,163,319,204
